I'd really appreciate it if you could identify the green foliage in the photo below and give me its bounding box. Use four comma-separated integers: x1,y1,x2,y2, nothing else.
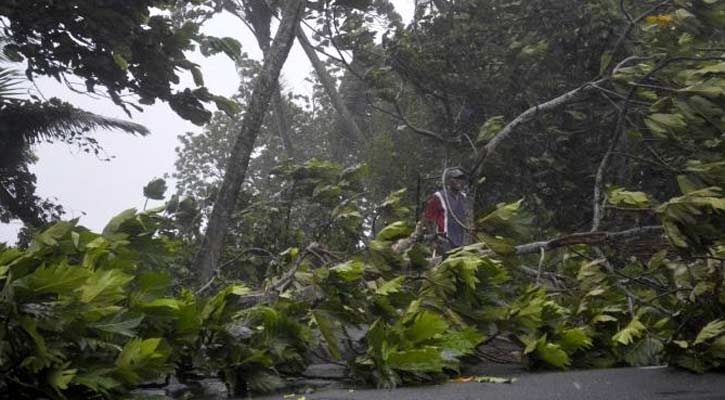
657,187,725,251
356,307,484,388
0,94,148,228
376,221,414,241
477,200,533,242
0,211,192,398
608,188,652,209
115,338,171,385
478,116,505,144
1,1,241,124
694,320,725,346
2,0,725,395
143,178,168,201
612,318,647,346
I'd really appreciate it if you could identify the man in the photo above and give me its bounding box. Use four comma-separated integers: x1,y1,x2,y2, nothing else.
424,168,468,251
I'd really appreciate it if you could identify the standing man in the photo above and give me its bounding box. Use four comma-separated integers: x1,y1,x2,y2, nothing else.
424,168,469,251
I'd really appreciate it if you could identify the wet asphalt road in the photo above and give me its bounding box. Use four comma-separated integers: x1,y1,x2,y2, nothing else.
251,367,725,400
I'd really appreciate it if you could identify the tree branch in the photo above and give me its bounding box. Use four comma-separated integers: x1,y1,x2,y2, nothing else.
471,78,607,179
505,225,665,256
589,56,724,231
393,99,462,144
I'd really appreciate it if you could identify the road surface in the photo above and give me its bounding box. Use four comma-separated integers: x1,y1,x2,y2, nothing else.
250,367,725,400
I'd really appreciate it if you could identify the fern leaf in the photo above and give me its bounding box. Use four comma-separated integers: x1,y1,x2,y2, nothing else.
694,320,725,345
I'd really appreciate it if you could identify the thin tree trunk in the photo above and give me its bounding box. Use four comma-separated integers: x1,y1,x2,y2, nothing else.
252,14,296,159
270,88,295,158
229,0,296,159
296,26,365,143
195,0,306,283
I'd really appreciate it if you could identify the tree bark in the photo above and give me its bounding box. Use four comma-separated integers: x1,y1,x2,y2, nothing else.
270,88,295,158
229,0,296,159
509,225,664,256
195,0,306,283
297,26,365,143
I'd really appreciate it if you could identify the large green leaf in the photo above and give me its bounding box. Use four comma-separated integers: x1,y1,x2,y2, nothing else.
311,310,342,360
74,369,121,395
477,199,532,239
478,115,505,143
535,339,570,369
200,284,250,324
114,338,170,385
102,208,137,236
708,336,725,359
376,221,414,241
438,327,485,357
608,188,651,208
47,364,76,392
33,221,76,247
80,269,134,304
559,327,593,353
20,317,64,372
23,262,91,295
613,318,647,346
406,311,449,344
139,298,181,311
388,347,444,372
330,260,365,282
624,337,663,366
89,315,144,337
375,276,404,296
694,320,725,345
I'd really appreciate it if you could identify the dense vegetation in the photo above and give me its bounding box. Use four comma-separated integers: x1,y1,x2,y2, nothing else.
1,0,724,398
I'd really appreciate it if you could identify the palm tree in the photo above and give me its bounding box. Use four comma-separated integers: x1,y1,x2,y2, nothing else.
0,39,150,229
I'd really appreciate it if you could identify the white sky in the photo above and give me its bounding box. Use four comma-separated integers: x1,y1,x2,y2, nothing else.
0,2,414,243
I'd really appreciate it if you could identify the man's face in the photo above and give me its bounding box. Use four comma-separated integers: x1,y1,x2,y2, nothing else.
448,177,466,191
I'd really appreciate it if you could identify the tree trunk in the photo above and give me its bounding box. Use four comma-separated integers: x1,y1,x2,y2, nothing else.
296,26,365,144
270,88,295,158
194,0,306,283
230,0,296,159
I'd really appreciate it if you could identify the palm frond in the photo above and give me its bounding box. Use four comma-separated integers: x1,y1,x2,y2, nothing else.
1,98,149,147
0,34,11,64
0,67,25,100
57,109,151,138
0,33,26,100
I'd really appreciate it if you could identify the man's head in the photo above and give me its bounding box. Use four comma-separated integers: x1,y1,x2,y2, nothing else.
445,168,467,192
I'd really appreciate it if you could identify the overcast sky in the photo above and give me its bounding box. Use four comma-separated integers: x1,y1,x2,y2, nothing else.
0,3,414,243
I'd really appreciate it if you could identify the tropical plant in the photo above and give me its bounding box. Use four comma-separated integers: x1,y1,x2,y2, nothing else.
0,209,185,398
0,38,150,230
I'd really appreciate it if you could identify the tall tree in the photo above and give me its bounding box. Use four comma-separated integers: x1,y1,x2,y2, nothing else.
194,0,306,282
0,42,148,230
221,0,368,160
225,0,297,158
297,27,365,152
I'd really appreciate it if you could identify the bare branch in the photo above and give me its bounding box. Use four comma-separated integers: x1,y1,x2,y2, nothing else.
509,225,665,257
606,0,674,67
393,100,462,144
611,151,683,173
471,78,607,178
